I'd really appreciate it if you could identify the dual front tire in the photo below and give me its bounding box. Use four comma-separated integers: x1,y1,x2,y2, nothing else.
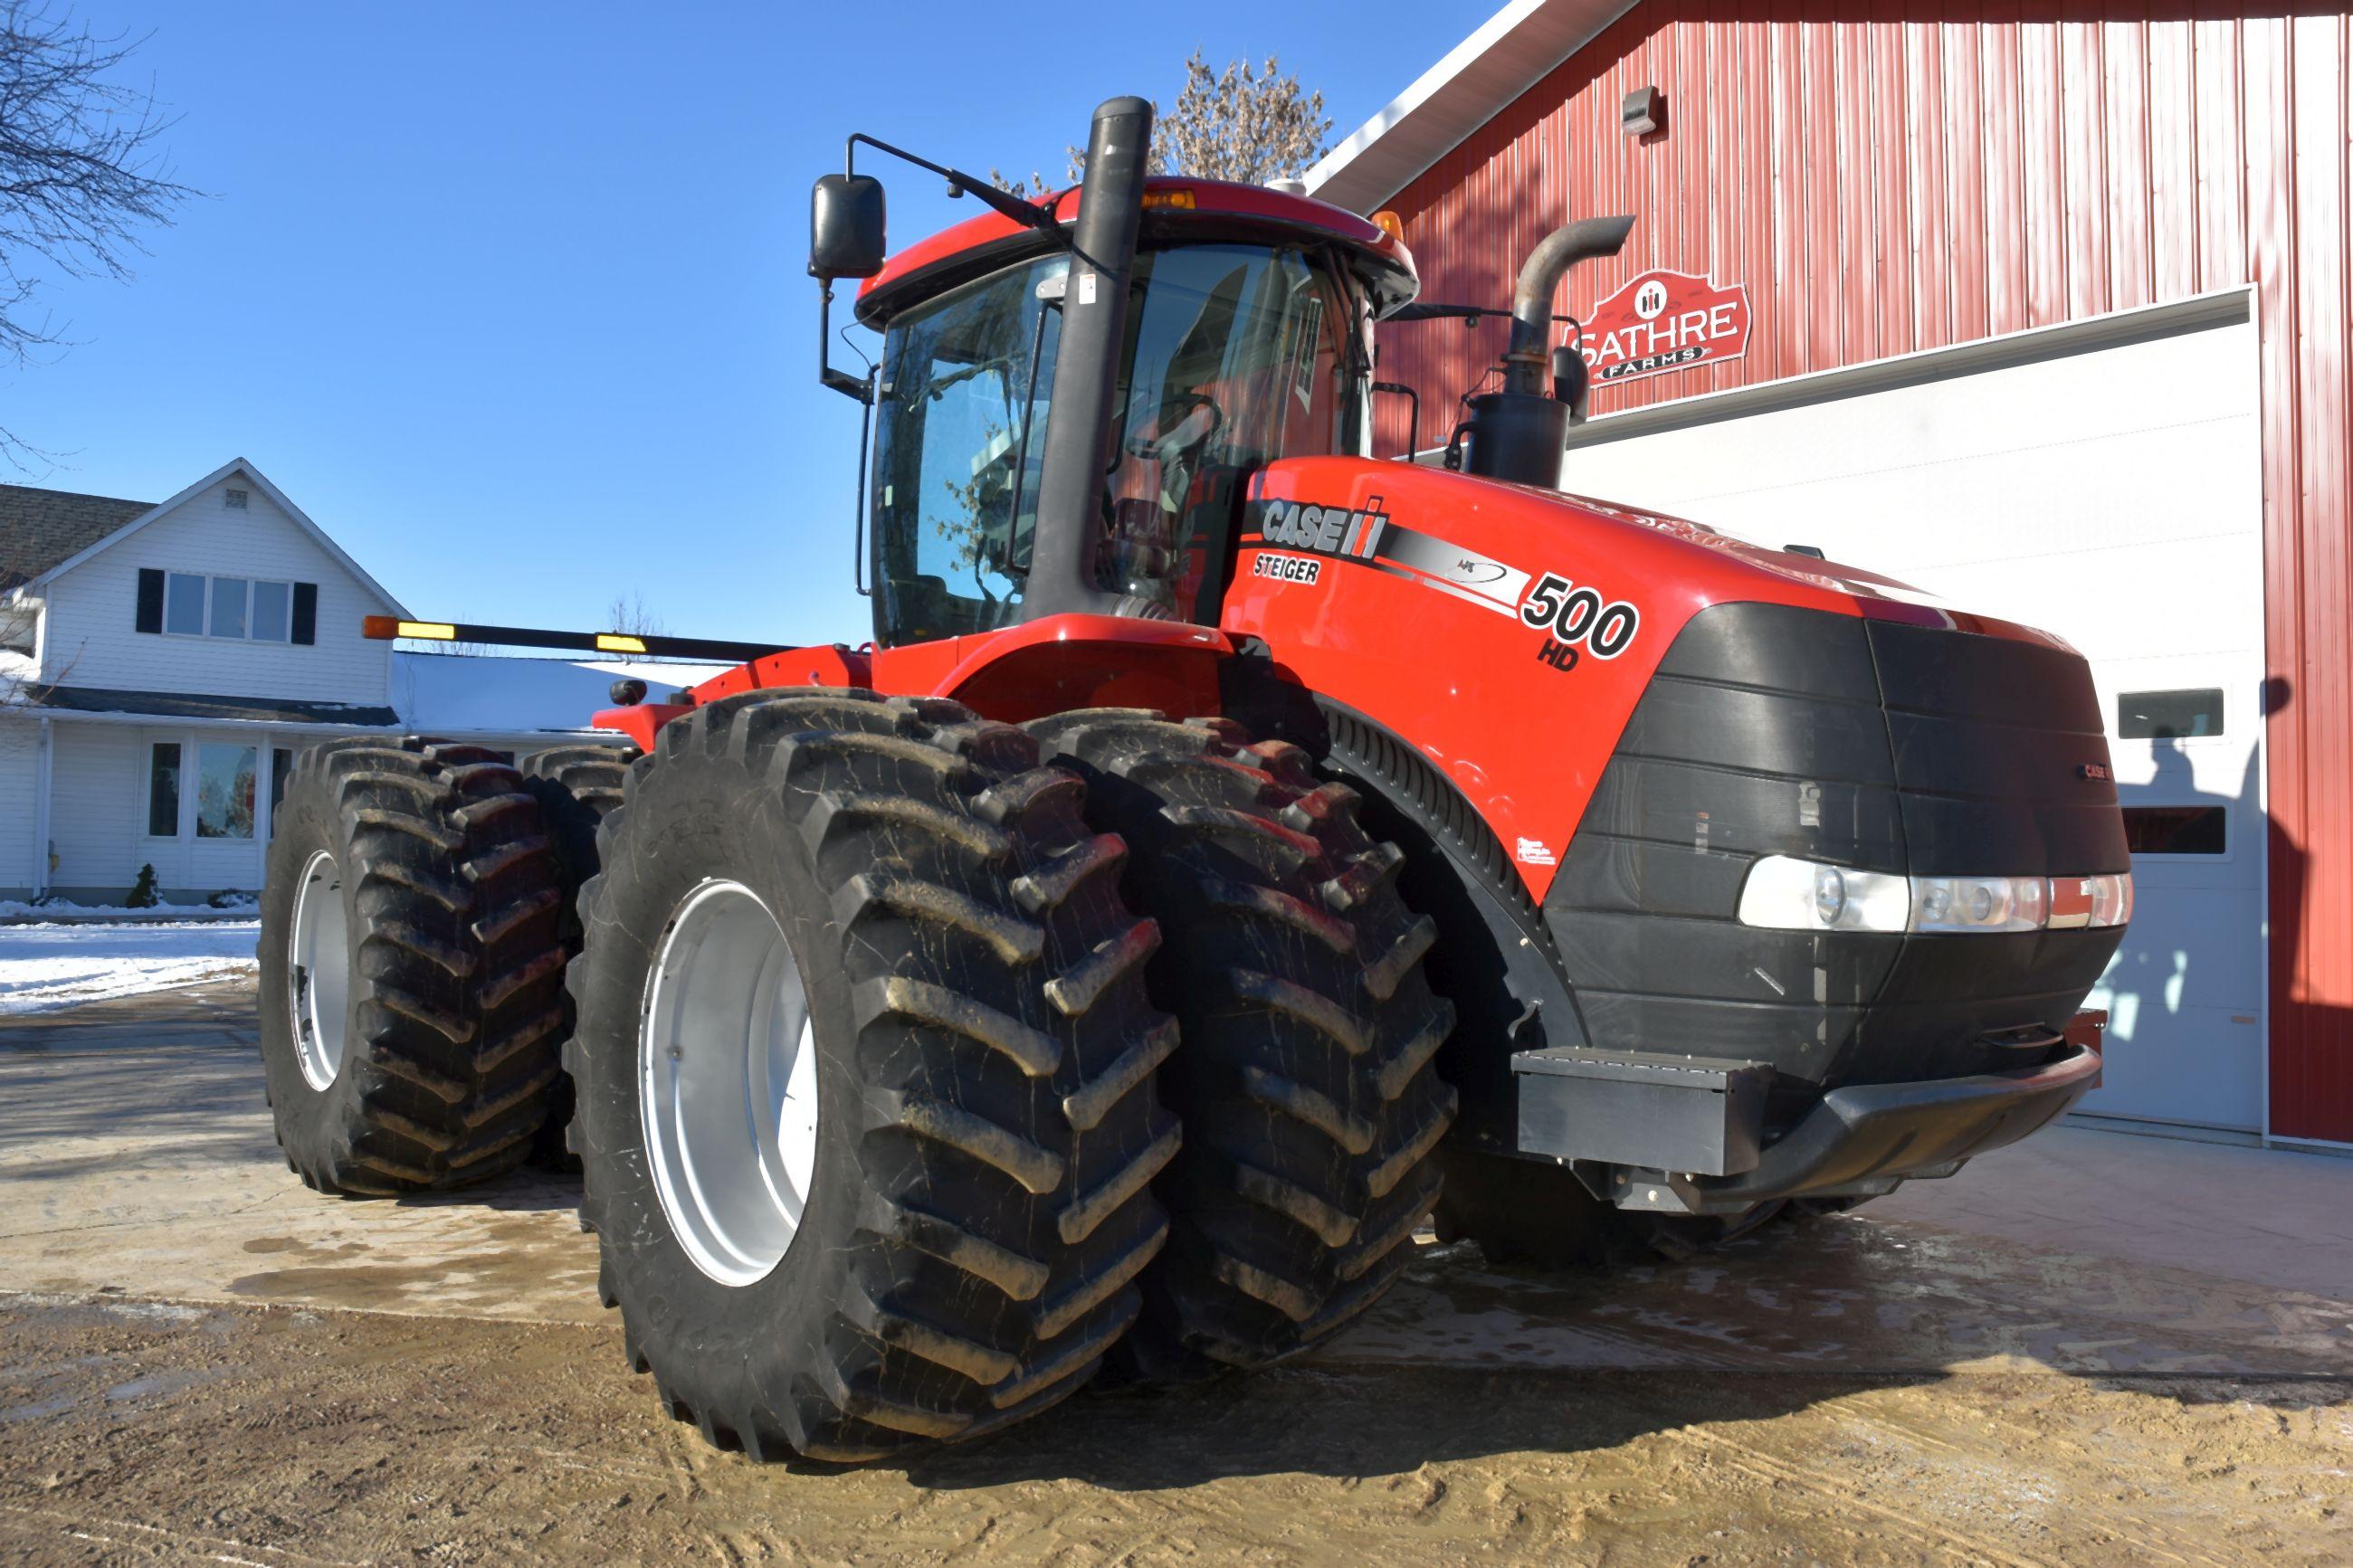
565,697,1456,1453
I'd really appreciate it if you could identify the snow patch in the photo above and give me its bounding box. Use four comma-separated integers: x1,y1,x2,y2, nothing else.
0,896,254,921
0,921,261,1014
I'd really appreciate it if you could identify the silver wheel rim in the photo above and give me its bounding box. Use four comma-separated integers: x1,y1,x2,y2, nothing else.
640,879,820,1287
289,850,351,1092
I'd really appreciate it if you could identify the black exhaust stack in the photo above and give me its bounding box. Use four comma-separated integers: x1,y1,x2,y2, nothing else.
1460,214,1636,488
1020,95,1156,620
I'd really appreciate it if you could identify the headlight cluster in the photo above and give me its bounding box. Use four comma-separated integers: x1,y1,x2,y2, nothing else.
1737,855,2134,934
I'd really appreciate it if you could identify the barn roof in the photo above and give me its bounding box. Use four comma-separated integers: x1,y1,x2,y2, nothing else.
1303,0,1634,214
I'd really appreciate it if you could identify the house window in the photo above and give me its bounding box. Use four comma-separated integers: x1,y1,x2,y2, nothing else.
210,577,249,639
159,574,297,641
195,744,258,839
252,581,291,641
165,572,207,635
225,488,249,509
147,743,182,837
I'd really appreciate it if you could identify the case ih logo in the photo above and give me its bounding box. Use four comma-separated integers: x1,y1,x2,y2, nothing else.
1581,268,1752,386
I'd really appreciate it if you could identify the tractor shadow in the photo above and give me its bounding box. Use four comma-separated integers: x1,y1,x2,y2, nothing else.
896,1218,2353,1488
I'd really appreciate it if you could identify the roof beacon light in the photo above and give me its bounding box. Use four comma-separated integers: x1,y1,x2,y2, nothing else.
1370,209,1405,242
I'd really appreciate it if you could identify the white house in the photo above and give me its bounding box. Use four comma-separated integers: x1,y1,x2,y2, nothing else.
2,460,721,902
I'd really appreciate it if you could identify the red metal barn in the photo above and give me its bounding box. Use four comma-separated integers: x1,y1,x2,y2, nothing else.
1308,0,2353,1146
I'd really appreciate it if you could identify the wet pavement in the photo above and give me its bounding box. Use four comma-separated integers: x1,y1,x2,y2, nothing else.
2,979,2348,1563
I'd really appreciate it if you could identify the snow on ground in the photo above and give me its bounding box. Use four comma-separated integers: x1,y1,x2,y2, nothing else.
0,922,262,1014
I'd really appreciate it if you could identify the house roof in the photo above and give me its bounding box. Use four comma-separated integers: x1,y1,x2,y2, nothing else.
0,484,155,591
1302,0,1635,214
4,457,409,616
28,685,402,727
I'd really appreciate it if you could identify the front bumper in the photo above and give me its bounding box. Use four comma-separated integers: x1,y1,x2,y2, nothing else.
1514,1030,2102,1217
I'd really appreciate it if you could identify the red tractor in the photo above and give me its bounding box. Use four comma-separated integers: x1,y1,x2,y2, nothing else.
258,98,2129,1462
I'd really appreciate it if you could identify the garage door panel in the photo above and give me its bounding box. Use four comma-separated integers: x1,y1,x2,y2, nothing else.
1564,305,2266,1133
2078,999,2265,1132
1617,417,2259,574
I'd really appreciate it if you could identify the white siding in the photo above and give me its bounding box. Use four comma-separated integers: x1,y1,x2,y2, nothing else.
37,473,394,703
48,723,146,895
0,717,35,890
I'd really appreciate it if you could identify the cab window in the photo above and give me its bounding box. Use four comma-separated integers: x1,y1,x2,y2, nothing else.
870,257,1064,642
1099,245,1358,621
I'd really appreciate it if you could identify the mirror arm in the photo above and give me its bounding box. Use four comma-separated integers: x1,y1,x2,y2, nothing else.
845,132,1071,249
817,283,872,404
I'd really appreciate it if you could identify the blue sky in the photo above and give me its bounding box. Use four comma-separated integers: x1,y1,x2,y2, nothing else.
6,0,1443,647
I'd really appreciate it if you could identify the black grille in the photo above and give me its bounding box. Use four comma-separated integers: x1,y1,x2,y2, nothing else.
1543,601,2127,1103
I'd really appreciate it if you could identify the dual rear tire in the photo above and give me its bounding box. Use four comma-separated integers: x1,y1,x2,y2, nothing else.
258,739,568,1194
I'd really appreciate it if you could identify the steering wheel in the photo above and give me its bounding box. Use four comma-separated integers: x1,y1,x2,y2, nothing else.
1128,391,1224,468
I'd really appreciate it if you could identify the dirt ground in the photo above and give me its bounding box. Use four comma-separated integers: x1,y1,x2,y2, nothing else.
2,982,2348,1565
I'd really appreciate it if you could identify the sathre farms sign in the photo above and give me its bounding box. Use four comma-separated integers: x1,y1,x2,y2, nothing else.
1580,268,1752,386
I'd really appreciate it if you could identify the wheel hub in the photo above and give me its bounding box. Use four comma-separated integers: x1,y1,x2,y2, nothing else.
639,879,820,1286
288,850,351,1092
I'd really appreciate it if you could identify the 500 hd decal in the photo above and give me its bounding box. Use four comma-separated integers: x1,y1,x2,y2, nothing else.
1243,496,1641,676
1519,573,1639,671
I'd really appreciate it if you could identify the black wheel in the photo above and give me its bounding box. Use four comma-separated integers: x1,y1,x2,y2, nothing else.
1027,709,1457,1376
518,743,639,1169
257,737,567,1195
1432,1146,1806,1268
565,689,1178,1460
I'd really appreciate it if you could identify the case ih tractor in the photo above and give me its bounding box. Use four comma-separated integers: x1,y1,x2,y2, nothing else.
257,98,2129,1461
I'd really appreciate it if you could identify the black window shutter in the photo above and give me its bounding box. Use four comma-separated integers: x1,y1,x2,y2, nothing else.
291,582,318,645
135,568,165,633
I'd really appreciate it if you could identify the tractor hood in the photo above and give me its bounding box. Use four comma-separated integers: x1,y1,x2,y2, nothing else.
1227,456,2072,654
1216,454,2097,910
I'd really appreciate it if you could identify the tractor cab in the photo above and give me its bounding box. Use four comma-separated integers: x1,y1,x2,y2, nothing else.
826,174,1415,646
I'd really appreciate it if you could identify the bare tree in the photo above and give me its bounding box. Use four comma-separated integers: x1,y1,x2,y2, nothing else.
990,51,1331,198
605,591,664,641
0,2,195,468
1157,52,1330,185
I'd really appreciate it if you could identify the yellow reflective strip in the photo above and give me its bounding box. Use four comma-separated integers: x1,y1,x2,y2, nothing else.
397,622,458,640
595,633,648,654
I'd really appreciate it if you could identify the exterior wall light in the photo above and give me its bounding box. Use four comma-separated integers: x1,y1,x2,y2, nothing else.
1623,86,1663,138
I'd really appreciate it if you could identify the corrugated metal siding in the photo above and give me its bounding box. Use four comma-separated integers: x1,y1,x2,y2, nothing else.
1377,3,2353,1142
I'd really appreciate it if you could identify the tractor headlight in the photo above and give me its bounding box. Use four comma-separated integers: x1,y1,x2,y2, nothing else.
1737,857,1910,932
1737,857,2133,935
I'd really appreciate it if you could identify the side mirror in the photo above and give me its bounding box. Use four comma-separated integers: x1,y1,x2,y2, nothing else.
1551,344,1591,418
809,174,887,280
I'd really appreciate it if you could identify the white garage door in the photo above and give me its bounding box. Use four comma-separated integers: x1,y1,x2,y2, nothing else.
1561,292,2267,1132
